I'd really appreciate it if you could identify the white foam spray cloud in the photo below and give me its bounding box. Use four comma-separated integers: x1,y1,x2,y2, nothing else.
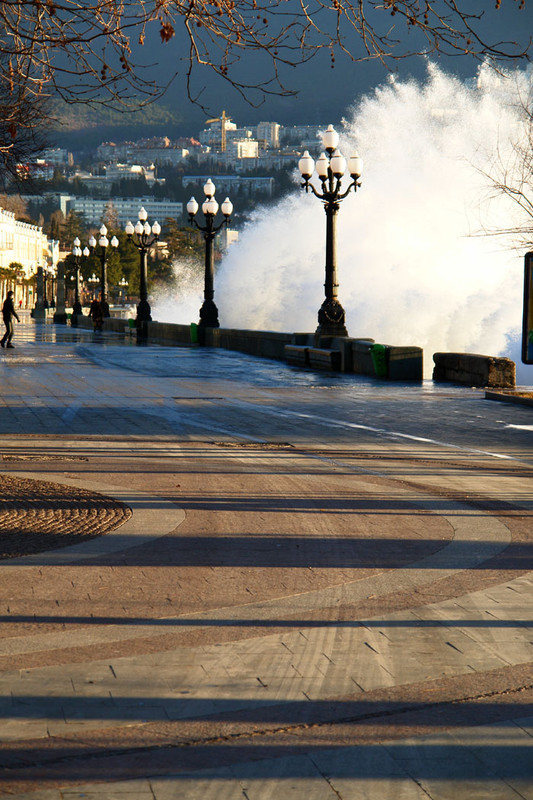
154,62,533,381
152,257,203,324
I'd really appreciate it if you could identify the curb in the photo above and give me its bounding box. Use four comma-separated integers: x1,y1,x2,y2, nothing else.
485,390,533,407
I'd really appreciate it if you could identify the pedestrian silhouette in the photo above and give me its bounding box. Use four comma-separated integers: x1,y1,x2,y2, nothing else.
88,297,104,332
1,291,20,349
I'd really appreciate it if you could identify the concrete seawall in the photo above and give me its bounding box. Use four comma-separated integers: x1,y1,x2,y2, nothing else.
70,314,515,386
72,314,423,381
433,352,516,388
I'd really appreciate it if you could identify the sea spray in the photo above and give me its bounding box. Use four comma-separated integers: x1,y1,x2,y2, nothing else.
151,256,204,325
154,62,533,381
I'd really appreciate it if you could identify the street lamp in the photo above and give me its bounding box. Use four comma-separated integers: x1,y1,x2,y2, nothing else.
49,265,57,309
88,272,99,299
125,208,161,330
43,265,49,310
71,237,88,316
89,224,119,318
118,276,128,306
30,261,45,319
298,124,363,339
187,179,233,330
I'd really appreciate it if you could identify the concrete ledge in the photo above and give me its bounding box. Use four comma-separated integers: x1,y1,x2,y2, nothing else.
388,346,424,381
203,328,292,360
307,348,342,371
485,390,533,407
71,314,92,329
71,315,131,334
146,321,191,344
351,340,376,376
285,345,309,366
433,352,516,388
105,317,130,334
67,315,422,381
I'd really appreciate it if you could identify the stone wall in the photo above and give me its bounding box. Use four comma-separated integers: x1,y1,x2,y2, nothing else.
70,314,424,380
203,327,292,359
433,352,516,388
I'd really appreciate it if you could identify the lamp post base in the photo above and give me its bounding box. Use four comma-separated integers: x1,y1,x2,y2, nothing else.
136,299,152,341
198,299,220,330
315,298,348,340
31,304,46,321
136,299,152,323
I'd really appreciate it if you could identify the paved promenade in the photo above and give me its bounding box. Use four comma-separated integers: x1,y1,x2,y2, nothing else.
1,314,533,798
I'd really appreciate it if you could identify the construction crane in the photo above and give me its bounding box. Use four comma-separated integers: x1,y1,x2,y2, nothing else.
206,110,231,152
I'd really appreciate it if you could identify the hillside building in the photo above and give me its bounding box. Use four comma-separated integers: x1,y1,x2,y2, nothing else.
59,195,184,226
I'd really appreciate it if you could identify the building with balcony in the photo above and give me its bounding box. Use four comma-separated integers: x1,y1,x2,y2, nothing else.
0,207,57,276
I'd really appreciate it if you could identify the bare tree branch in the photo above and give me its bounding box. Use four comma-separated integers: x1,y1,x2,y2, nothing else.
0,0,531,169
474,73,533,250
0,1,530,107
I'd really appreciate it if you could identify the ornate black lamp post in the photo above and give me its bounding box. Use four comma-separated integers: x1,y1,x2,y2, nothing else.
187,179,233,330
71,237,89,317
43,265,50,310
125,208,161,329
89,225,118,318
298,124,363,339
31,261,45,319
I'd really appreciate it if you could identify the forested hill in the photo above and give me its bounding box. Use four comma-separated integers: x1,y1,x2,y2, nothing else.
48,100,199,149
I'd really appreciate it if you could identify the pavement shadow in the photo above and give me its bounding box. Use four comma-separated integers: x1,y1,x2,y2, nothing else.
2,696,533,783
3,535,531,569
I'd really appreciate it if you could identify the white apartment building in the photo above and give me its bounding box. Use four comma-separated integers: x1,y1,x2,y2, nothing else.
104,164,157,184
96,142,136,162
280,125,322,145
0,207,58,277
69,165,160,196
59,195,184,226
131,147,191,167
256,122,281,149
199,118,237,149
40,148,73,166
182,175,274,198
226,139,259,159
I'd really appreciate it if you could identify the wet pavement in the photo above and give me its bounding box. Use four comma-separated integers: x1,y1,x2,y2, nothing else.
3,313,533,457
0,315,533,798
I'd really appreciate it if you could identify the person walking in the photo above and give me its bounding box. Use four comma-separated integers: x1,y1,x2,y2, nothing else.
1,290,20,349
88,297,104,332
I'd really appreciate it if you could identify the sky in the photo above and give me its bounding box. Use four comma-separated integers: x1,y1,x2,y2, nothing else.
50,1,533,146
140,1,533,127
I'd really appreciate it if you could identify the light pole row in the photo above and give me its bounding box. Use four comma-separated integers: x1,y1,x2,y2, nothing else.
71,238,89,315
71,226,118,319
299,124,363,339
70,195,233,335
66,125,359,341
89,226,119,317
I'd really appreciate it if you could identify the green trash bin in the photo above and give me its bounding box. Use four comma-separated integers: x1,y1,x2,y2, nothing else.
370,344,388,378
127,318,136,329
190,322,198,344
